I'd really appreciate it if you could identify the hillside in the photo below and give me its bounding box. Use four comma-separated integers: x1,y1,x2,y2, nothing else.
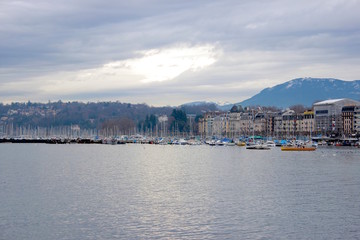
0,101,219,130
239,78,360,108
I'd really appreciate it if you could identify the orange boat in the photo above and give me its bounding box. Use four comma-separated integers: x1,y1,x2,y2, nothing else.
281,146,316,151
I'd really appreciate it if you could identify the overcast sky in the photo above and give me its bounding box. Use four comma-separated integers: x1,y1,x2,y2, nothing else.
1,0,360,106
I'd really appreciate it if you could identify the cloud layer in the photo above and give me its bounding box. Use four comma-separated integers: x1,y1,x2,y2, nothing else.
1,0,360,105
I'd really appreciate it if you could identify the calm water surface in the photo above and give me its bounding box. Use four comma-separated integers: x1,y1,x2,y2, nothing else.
0,144,360,239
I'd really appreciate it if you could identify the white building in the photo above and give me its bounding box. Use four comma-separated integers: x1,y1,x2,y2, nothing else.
313,98,360,135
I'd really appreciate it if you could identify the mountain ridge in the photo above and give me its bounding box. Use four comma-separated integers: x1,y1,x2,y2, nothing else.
238,77,360,108
181,78,360,110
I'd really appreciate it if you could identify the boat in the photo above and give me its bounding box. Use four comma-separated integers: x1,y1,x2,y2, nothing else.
236,141,246,146
246,143,271,150
281,145,316,151
221,138,236,146
265,141,276,147
206,140,216,146
275,139,287,147
215,140,224,146
102,138,117,145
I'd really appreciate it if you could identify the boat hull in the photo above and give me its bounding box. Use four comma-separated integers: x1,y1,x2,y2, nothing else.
281,147,316,151
246,145,271,150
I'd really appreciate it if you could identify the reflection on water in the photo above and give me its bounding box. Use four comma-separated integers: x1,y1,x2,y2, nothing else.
0,144,359,239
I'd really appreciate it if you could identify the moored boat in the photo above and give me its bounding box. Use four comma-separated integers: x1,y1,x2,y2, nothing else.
265,141,276,147
246,144,271,150
236,141,246,146
281,146,316,151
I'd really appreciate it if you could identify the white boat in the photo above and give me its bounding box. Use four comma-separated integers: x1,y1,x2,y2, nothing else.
102,138,117,145
179,139,188,145
215,140,224,146
265,141,276,147
246,143,271,150
187,139,202,145
172,139,188,145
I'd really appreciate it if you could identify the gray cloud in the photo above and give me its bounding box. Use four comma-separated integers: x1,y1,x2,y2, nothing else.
1,0,360,105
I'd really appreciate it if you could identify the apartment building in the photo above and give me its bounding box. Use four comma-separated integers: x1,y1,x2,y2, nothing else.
355,106,360,134
314,98,360,135
300,111,315,135
342,106,356,136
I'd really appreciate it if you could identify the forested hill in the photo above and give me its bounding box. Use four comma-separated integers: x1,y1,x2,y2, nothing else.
0,101,218,129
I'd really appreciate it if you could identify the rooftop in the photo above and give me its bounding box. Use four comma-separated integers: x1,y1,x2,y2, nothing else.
313,98,347,105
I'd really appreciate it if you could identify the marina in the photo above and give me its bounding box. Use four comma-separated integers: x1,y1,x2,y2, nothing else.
1,136,359,148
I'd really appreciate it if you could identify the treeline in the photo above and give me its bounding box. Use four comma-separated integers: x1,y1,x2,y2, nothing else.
0,101,171,128
0,101,218,134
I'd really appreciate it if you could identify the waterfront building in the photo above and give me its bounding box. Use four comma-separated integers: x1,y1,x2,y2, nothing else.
212,114,228,137
299,110,315,136
238,112,252,136
268,109,315,138
274,114,283,138
227,112,242,138
265,112,277,137
355,106,360,134
342,106,356,136
313,98,360,135
281,109,297,138
198,112,223,137
198,109,267,138
198,117,205,137
253,112,267,136
204,113,214,137
198,98,360,139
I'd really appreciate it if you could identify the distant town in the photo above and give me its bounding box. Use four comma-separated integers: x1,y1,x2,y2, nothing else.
198,98,360,140
1,98,360,145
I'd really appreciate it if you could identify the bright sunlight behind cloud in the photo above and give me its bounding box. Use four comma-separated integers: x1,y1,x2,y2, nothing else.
109,44,218,83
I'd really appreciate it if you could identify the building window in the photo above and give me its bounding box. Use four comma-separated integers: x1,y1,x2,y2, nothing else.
315,110,328,114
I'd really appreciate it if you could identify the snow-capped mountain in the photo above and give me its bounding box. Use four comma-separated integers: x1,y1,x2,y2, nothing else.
239,78,360,108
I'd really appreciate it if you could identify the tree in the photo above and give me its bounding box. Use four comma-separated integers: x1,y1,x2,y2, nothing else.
261,106,281,112
289,104,307,113
138,114,158,134
193,114,203,135
230,105,239,113
170,109,189,134
101,117,135,135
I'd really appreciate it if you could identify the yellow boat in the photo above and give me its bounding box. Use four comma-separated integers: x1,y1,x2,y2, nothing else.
237,141,246,146
281,146,316,151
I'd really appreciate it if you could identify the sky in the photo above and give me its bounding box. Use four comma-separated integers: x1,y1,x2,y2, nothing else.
1,0,360,106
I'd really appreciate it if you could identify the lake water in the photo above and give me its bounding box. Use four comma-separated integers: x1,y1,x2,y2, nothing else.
0,144,360,239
